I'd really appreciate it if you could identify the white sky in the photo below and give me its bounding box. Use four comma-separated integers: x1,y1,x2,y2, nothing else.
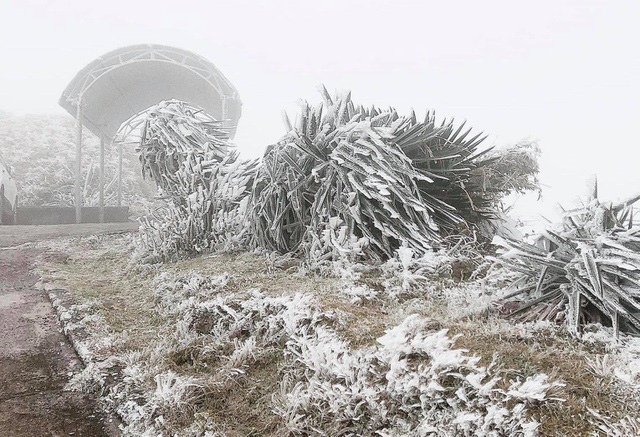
1,0,639,219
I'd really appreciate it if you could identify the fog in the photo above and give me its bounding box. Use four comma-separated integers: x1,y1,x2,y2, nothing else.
1,0,639,219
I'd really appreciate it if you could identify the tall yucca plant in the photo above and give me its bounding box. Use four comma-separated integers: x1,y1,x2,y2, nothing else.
494,180,640,336
251,102,439,259
136,100,257,259
250,87,535,259
138,100,232,195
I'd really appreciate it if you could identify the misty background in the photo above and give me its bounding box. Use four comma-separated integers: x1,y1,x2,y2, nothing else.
1,0,638,221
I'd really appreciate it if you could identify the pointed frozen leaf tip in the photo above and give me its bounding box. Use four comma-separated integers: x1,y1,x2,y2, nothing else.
612,191,640,213
586,174,598,201
282,110,293,133
317,84,333,105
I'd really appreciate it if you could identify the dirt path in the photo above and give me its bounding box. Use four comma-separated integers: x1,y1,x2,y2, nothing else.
0,224,137,436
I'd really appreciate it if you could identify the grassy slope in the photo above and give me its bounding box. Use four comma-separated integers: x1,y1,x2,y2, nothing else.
37,234,640,436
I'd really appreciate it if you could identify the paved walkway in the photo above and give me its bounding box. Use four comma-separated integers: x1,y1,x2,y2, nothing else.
0,222,139,248
0,224,135,436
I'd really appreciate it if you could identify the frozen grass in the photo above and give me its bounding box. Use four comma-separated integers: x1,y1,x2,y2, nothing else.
37,234,640,436
448,320,640,436
37,236,163,350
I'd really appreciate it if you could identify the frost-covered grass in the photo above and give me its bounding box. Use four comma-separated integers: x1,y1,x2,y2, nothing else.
37,234,640,436
448,320,640,436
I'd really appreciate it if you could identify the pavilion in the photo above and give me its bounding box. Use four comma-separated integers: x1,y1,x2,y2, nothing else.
59,44,242,223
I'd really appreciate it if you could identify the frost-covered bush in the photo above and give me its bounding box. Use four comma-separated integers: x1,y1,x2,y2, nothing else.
376,235,491,300
151,271,231,316
250,88,539,261
131,91,539,265
306,215,370,264
588,408,640,437
493,182,640,336
134,101,258,260
152,370,203,411
137,157,256,260
381,244,453,297
582,324,640,388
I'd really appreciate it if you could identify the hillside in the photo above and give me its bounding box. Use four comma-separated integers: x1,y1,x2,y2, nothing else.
0,112,154,214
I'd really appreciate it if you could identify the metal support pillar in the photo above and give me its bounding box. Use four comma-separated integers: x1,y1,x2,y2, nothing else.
221,96,229,132
117,141,123,207
74,98,83,224
221,96,227,122
99,135,105,223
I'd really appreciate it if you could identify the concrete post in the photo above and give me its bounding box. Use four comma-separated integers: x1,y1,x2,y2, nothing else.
75,98,83,224
99,135,105,223
117,141,123,207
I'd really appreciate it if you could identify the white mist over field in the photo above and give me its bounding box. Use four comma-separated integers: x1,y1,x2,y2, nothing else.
1,0,639,220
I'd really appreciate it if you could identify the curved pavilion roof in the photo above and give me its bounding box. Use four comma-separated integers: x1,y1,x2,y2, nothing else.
59,44,242,140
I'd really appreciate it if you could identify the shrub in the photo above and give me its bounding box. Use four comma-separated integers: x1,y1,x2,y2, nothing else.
135,101,258,260
493,179,640,336
250,88,539,261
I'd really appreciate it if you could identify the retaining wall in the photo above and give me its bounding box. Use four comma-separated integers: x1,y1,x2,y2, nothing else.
16,206,130,225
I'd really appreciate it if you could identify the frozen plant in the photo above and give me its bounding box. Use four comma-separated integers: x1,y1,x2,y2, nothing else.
493,181,640,336
340,283,379,304
304,215,371,278
581,324,640,389
153,370,204,410
588,408,640,437
135,100,258,261
251,88,540,262
380,243,452,299
276,313,564,436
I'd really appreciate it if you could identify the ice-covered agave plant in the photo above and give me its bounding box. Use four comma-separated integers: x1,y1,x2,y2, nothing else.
250,87,539,261
493,178,640,337
135,100,258,259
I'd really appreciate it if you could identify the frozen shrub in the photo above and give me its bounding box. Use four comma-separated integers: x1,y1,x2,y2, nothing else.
134,101,258,260
493,181,640,336
250,88,539,261
132,91,538,265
